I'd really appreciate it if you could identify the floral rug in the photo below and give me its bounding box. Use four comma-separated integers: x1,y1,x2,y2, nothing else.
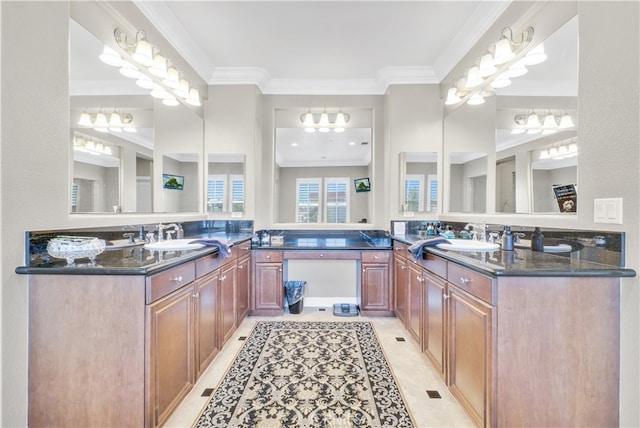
194,321,414,427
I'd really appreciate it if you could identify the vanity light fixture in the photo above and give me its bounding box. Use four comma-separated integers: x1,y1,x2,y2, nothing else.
73,132,115,157
512,111,575,135
300,110,350,133
103,28,202,108
445,26,540,106
539,137,578,160
78,110,136,133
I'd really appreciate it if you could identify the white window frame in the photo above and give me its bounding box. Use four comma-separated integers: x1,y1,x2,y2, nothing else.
296,178,322,223
405,174,425,212
207,174,227,213
324,177,350,223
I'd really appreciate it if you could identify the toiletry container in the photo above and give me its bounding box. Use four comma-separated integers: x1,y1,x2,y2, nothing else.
531,227,544,252
501,226,514,251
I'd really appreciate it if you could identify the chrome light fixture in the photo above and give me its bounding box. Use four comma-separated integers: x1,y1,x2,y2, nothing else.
512,111,575,135
300,110,350,133
445,26,541,107
103,28,202,108
78,110,136,133
73,132,116,157
539,137,578,160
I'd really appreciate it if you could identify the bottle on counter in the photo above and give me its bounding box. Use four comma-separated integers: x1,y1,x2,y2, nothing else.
531,227,544,252
501,225,514,251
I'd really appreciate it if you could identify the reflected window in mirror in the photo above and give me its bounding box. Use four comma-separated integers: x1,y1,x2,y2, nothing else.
400,152,438,213
449,152,487,213
207,154,245,214
275,126,371,224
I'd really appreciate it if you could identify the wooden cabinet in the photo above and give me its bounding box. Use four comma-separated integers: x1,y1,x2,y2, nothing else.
218,262,237,344
447,281,494,428
406,261,423,344
236,253,251,324
393,242,409,323
360,251,393,316
194,270,220,379
147,283,196,428
252,251,284,315
422,269,447,379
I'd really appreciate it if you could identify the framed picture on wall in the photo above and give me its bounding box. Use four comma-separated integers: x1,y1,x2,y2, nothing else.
354,177,371,193
163,174,184,190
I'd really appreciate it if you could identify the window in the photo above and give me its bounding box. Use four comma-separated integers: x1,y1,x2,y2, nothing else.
208,174,245,213
296,178,321,223
405,174,424,212
427,174,438,212
207,175,226,212
325,178,349,223
230,175,245,213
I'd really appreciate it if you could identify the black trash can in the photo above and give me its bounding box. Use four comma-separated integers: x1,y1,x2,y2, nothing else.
284,281,306,314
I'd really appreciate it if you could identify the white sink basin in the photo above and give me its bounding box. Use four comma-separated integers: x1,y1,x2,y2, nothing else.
144,239,205,251
436,239,500,251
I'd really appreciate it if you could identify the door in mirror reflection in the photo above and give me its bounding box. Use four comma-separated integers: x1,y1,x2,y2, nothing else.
207,154,245,214
449,152,487,213
400,152,438,213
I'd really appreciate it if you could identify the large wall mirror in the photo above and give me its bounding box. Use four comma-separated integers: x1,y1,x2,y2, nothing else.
69,17,204,214
399,152,438,213
274,125,372,224
449,152,488,213
494,15,578,214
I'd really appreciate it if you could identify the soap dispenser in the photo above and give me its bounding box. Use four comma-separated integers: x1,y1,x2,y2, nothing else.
501,226,514,251
531,227,544,252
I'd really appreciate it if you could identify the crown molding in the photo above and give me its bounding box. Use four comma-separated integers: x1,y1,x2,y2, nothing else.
210,66,438,95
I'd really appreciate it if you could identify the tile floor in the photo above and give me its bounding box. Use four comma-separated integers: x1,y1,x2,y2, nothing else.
164,307,475,427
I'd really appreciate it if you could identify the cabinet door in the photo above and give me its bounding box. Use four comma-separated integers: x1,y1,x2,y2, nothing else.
219,262,237,346
194,271,219,380
147,285,194,428
407,262,423,344
393,254,408,324
423,271,446,380
253,262,283,314
361,262,391,314
448,284,494,428
236,254,251,324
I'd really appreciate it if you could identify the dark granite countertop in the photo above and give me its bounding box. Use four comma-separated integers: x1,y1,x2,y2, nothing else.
15,233,253,276
393,233,636,278
253,229,392,251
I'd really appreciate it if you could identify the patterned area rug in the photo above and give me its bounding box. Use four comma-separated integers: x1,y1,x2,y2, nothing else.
194,321,414,427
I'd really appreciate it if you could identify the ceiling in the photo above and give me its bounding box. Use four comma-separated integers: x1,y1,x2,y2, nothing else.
71,1,578,164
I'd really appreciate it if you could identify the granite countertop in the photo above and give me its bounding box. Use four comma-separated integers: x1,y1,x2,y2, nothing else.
253,230,392,251
15,233,253,276
393,234,636,278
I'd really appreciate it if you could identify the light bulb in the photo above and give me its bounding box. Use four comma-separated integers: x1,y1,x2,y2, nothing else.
148,53,168,78
465,66,484,89
478,53,497,77
185,88,201,107
490,73,511,89
163,66,180,89
119,61,140,79
522,43,547,65
318,112,330,127
559,114,574,128
135,74,154,89
335,112,347,127
506,61,528,78
78,112,93,126
445,87,461,105
162,95,179,107
493,37,514,65
98,45,123,67
302,112,315,127
131,35,153,66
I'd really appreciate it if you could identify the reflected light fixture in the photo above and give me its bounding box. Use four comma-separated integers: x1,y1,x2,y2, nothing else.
73,132,116,157
512,110,575,135
78,110,136,133
104,28,202,108
300,110,350,133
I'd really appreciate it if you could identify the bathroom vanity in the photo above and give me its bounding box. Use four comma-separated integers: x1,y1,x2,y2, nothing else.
17,223,253,428
392,234,634,428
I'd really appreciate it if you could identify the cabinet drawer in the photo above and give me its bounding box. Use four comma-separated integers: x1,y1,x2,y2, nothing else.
235,239,252,258
362,251,390,263
253,251,283,263
146,261,196,304
195,252,224,277
393,242,409,258
447,263,494,304
420,253,447,279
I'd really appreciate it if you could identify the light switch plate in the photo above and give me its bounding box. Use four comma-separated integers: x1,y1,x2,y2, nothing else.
594,198,623,224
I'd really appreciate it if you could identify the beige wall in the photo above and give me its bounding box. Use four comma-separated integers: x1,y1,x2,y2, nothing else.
1,1,638,426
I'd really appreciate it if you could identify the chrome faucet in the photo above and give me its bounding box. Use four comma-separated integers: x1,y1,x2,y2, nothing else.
156,224,166,241
163,223,184,240
464,223,489,242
